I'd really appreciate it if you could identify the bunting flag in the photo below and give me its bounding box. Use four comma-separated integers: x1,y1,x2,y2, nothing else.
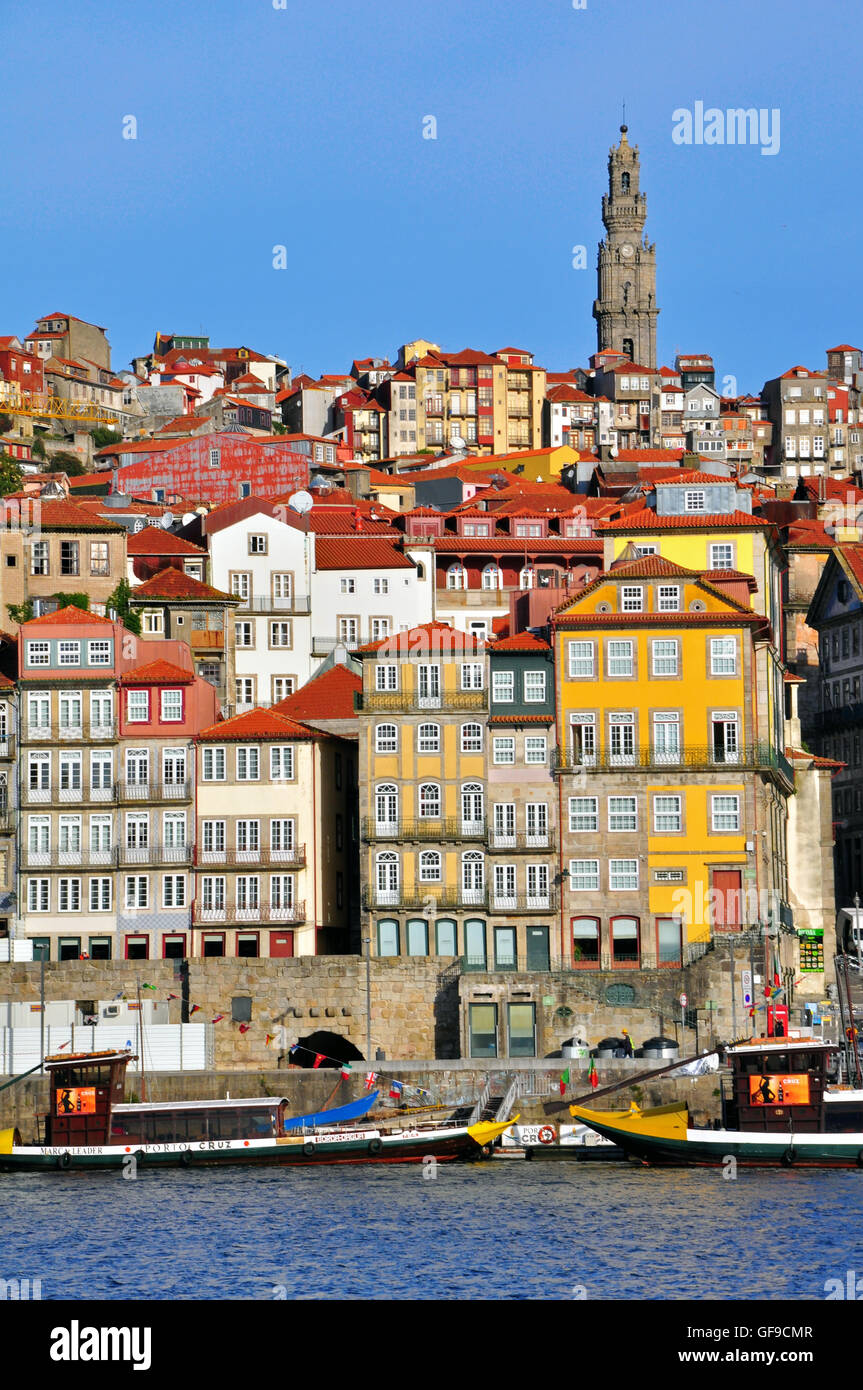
588,1058,598,1090
167,993,179,1001
559,1067,570,1096
238,1024,251,1034
340,1061,352,1079
141,983,157,992
112,991,124,1001
289,1044,299,1056
264,1033,276,1045
212,1014,225,1024
312,1053,325,1070
189,1005,201,1016
389,1080,403,1100
364,1071,378,1091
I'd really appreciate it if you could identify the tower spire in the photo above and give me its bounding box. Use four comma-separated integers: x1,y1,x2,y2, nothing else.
592,123,659,368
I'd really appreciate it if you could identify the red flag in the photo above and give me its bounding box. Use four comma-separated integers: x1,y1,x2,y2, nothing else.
167,993,179,1001
588,1058,599,1090
239,1024,251,1034
264,1032,275,1044
313,1053,325,1069
212,1014,224,1024
189,1004,201,1016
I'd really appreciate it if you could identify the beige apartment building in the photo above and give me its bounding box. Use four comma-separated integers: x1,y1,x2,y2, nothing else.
0,499,127,627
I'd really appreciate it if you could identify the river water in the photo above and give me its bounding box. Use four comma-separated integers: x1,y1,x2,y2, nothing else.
3,1160,861,1300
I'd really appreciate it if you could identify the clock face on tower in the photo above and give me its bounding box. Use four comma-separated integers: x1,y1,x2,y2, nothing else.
620,242,634,259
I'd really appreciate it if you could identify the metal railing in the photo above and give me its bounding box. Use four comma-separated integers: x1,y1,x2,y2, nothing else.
362,887,489,911
234,595,311,614
553,743,795,784
487,831,555,852
195,845,307,868
192,900,306,925
312,637,362,656
358,692,488,713
487,891,559,913
118,780,192,802
362,817,486,842
467,1079,491,1126
23,844,193,868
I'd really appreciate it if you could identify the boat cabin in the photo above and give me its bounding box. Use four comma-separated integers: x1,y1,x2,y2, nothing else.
111,1096,290,1145
45,1050,132,1147
724,1038,841,1133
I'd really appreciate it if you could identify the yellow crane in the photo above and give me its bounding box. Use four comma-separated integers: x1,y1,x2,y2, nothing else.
4,394,122,425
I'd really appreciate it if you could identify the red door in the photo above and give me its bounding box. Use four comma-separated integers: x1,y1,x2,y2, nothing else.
712,871,742,930
269,930,294,958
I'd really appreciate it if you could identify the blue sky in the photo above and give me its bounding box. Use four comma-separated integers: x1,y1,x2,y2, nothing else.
4,0,861,395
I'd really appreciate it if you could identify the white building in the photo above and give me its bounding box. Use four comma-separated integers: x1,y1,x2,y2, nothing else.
310,537,433,658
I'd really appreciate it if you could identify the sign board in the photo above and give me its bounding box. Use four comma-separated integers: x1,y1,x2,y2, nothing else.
55,1087,96,1115
501,1123,557,1148
742,970,752,1007
748,1074,810,1107
679,993,687,1007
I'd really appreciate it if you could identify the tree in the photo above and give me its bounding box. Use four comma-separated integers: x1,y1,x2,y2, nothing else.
107,578,141,634
6,600,32,626
92,428,123,449
52,592,90,612
271,420,286,435
0,452,23,496
46,450,86,476
31,436,46,460
0,412,13,435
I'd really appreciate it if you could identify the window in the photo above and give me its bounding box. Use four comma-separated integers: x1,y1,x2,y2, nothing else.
88,640,111,666
418,783,441,818
237,746,260,780
231,573,250,602
58,641,80,666
525,736,547,765
60,541,79,575
481,564,502,590
608,640,633,677
373,578,389,595
375,664,398,692
460,663,483,690
58,878,81,912
569,860,600,891
609,859,638,890
492,671,514,703
710,637,737,675
653,794,682,832
127,690,149,722
375,723,398,754
419,851,442,882
202,746,226,781
684,491,705,512
270,621,291,648
406,919,429,957
469,1003,497,1058
31,541,49,576
340,577,356,595
370,618,389,642
653,712,680,762
609,714,635,764
90,541,110,576
89,878,112,912
709,544,734,570
270,746,294,780
652,639,678,676
27,879,50,912
27,641,50,668
235,621,254,648
524,670,546,703
202,820,226,856
621,585,643,612
160,689,183,722
125,876,149,909
248,533,267,554
711,795,740,832
608,796,637,831
493,737,515,765
414,722,439,755
143,610,164,635
611,916,640,966
568,641,594,679
460,722,483,753
446,564,466,590
572,916,600,964
657,586,680,612
162,875,186,908
569,797,598,833
375,853,400,906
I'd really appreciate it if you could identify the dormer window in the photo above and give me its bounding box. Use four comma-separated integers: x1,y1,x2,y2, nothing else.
684,490,706,512
621,586,643,612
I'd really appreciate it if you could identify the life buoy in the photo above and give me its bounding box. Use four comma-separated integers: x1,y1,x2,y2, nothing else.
180,1150,193,1167
537,1126,555,1146
781,1147,795,1167
57,1152,72,1170
368,1138,383,1155
302,1141,316,1157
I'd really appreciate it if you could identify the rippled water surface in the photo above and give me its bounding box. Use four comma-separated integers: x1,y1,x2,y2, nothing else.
3,1161,861,1300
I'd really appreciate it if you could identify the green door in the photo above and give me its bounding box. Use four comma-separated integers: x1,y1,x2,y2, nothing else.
526,926,550,971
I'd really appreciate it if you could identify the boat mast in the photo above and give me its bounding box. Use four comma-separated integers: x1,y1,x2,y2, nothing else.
136,979,147,1103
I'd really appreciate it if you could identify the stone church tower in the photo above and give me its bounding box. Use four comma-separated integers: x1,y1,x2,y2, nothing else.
593,125,659,368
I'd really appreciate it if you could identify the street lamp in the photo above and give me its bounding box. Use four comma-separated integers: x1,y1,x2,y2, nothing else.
362,935,371,1063
855,892,862,977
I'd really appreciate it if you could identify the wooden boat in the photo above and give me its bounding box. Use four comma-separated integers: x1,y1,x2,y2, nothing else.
0,1050,515,1171
571,1035,863,1168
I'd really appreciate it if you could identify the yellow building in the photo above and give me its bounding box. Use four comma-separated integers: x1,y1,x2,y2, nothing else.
552,554,794,970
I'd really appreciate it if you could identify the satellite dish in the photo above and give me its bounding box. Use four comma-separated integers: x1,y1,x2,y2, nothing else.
160,511,175,529
182,512,196,527
610,446,619,458
288,490,314,516
195,505,209,516
451,433,466,449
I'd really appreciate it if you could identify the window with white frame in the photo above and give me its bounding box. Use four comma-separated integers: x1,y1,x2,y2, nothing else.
608,640,633,677
657,586,680,612
248,533,267,554
202,747,226,781
524,670,546,703
608,795,637,831
28,691,50,731
569,797,598,833
58,878,81,912
162,875,187,908
609,859,639,890
709,543,734,570
493,737,515,765
567,640,594,678
27,878,50,912
340,577,356,594
653,794,682,832
460,722,483,753
89,877,112,911
143,611,164,635
373,578,389,595
621,586,643,612
418,850,442,882
88,640,111,666
492,671,514,703
269,746,293,780
375,664,398,692
58,641,80,666
460,663,484,690
418,783,441,818
127,690,149,722
160,689,183,722
417,723,440,754
651,639,679,676
125,875,149,909
711,794,740,832
524,736,547,765
375,723,398,754
710,637,737,675
569,859,600,891
27,641,50,667
270,621,292,648
684,491,706,512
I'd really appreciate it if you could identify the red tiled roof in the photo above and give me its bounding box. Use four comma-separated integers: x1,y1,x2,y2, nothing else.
705,568,758,590
554,610,764,629
606,555,696,578
131,568,232,601
155,416,209,433
272,665,361,721
119,659,194,686
653,471,736,485
35,500,124,531
488,712,554,723
126,529,206,556
827,344,860,353
24,605,115,627
428,536,601,552
488,632,551,652
197,707,327,742
313,538,414,570
601,508,770,532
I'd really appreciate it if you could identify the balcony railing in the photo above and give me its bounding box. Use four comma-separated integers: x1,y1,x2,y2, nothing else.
193,900,306,925
362,887,489,912
0,737,14,759
362,818,486,842
488,891,559,913
234,595,311,614
553,743,795,785
24,782,116,806
358,691,488,713
459,940,714,975
195,845,307,868
814,702,863,732
487,831,555,852
118,780,192,802
312,637,362,656
23,844,192,869
117,844,193,867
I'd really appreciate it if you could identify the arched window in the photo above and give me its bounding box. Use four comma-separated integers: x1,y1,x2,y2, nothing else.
481,563,502,591
519,567,535,589
375,852,399,905
375,723,398,754
417,723,440,754
377,918,400,957
461,851,485,901
446,564,467,590
572,916,600,967
375,783,398,833
418,783,441,818
415,562,425,581
461,783,484,833
621,172,630,193
460,722,483,753
419,850,442,882
611,915,640,968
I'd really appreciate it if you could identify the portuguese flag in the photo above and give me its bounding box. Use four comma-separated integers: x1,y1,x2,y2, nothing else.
588,1058,599,1090
559,1067,570,1096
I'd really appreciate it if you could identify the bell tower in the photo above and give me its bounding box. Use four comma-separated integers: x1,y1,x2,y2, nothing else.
593,125,659,368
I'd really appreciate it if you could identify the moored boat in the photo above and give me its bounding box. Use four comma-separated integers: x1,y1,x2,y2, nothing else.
0,1049,514,1171
571,1035,863,1168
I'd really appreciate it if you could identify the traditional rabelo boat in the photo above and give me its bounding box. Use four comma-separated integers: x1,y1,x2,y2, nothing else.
570,1035,863,1168
0,1050,514,1171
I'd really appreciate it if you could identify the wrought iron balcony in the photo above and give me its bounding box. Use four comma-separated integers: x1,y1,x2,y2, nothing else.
234,595,311,614
193,900,306,925
553,743,795,785
487,831,555,853
362,818,486,842
487,891,559,913
357,691,488,713
361,886,489,912
194,845,307,868
117,780,192,803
